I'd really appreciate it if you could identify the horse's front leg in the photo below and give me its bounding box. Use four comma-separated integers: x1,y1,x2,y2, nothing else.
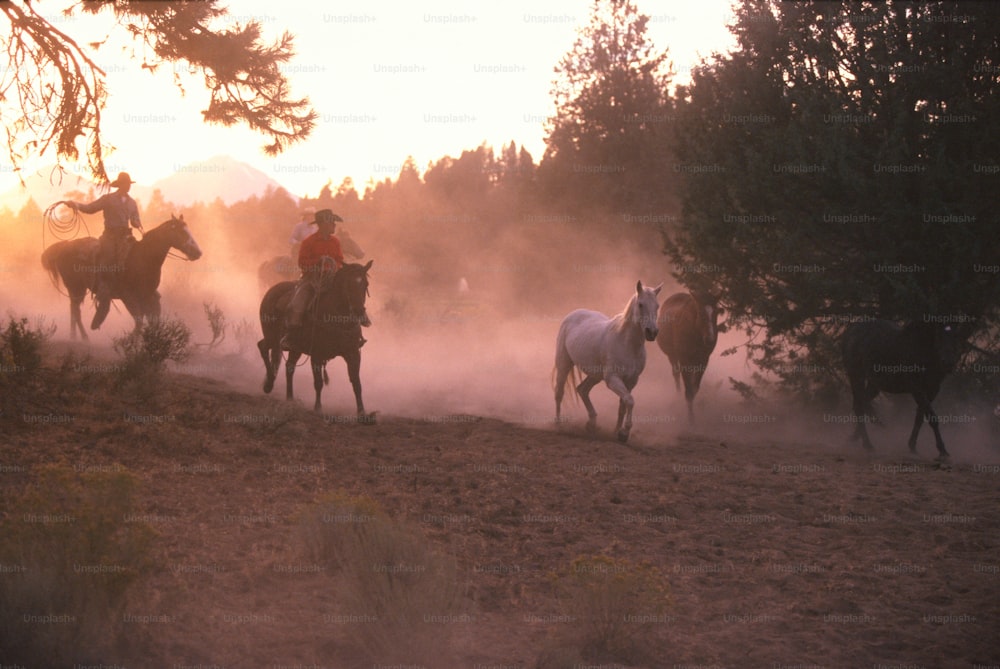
912,392,948,459
576,374,601,433
258,338,276,393
311,358,326,413
605,375,635,443
344,349,366,419
285,351,302,401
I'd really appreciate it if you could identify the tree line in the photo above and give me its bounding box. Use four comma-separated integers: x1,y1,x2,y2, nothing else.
3,0,998,400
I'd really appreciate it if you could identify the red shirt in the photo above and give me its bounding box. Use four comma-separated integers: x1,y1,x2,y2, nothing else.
298,231,344,273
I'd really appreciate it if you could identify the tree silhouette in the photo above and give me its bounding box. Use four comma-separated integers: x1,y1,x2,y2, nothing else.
667,0,1000,394
541,0,675,219
0,1,316,184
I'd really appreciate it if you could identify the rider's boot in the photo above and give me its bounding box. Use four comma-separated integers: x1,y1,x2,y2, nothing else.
281,314,303,350
90,278,111,330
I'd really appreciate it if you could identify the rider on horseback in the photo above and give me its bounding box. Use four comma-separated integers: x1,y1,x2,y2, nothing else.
63,172,142,329
282,209,367,350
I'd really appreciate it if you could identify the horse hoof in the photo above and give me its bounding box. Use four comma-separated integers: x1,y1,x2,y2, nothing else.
358,412,377,425
263,379,274,394
617,430,629,443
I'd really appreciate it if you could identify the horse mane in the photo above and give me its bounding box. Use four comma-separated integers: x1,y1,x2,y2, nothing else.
613,293,639,333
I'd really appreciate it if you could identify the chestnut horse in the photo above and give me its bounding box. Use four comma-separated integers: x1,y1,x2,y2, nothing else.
258,260,373,417
40,216,203,339
655,292,723,422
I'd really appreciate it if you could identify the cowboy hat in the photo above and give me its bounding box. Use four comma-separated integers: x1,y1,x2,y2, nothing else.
111,172,135,188
311,209,343,225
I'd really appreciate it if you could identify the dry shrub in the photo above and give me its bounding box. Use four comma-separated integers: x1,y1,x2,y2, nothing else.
112,316,191,396
300,492,470,666
539,554,671,667
0,463,157,665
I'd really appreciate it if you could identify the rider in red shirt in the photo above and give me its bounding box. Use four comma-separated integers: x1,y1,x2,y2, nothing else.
283,209,347,348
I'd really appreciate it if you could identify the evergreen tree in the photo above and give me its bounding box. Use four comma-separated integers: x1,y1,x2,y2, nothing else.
667,0,1000,393
541,0,675,220
1,1,316,183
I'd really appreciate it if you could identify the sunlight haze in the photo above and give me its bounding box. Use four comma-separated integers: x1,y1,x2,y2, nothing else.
1,0,736,201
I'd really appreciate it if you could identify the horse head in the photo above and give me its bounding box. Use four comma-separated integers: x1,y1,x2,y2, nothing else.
157,214,203,261
922,319,970,374
633,280,663,341
317,260,373,329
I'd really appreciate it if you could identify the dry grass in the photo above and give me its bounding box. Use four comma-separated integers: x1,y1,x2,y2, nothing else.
300,492,471,666
0,463,156,664
538,555,671,667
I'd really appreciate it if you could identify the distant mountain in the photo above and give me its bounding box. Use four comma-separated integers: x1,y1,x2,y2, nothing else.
0,168,100,213
149,155,295,206
0,156,295,212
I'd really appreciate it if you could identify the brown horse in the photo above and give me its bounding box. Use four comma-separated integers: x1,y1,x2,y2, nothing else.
257,260,373,417
655,292,724,422
41,216,203,339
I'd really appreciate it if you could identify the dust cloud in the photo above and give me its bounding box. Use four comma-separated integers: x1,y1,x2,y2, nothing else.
6,201,998,464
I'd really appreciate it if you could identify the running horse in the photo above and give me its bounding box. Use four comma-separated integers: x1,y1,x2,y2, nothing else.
655,292,724,422
842,319,967,458
41,216,203,339
258,260,374,418
554,280,662,443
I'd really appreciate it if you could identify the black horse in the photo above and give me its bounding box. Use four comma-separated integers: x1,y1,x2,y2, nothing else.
842,319,966,458
257,260,373,417
41,216,203,338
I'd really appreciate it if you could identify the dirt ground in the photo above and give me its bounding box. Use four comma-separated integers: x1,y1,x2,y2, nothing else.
2,337,999,669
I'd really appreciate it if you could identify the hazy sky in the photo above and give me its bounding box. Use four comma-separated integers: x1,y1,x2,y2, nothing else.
2,0,737,200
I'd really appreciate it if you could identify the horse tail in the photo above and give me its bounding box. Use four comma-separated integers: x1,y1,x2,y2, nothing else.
551,362,582,406
40,242,65,291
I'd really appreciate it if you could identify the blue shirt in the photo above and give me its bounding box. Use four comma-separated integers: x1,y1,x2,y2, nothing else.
76,192,141,232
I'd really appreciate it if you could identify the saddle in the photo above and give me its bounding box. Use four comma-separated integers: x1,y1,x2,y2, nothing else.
92,234,135,294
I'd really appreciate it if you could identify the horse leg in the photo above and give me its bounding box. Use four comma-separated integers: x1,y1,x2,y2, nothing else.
70,289,87,341
670,358,682,392
345,349,367,419
576,374,601,433
682,368,697,423
311,358,325,413
258,338,276,393
616,398,627,436
912,393,948,458
285,351,302,401
847,373,875,450
148,291,162,323
554,363,571,423
605,375,635,443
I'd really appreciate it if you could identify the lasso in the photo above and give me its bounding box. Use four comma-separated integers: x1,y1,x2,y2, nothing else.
42,201,89,248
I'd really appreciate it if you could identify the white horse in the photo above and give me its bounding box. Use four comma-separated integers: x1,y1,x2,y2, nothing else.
554,280,663,442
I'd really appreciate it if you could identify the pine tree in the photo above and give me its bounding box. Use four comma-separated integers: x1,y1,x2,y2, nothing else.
667,0,1000,393
1,1,316,184
541,0,675,220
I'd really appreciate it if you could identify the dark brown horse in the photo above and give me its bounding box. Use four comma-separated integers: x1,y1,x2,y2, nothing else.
842,319,966,458
655,292,724,422
40,216,202,339
257,260,373,417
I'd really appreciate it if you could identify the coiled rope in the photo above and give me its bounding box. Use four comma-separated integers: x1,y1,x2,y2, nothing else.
42,201,90,249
